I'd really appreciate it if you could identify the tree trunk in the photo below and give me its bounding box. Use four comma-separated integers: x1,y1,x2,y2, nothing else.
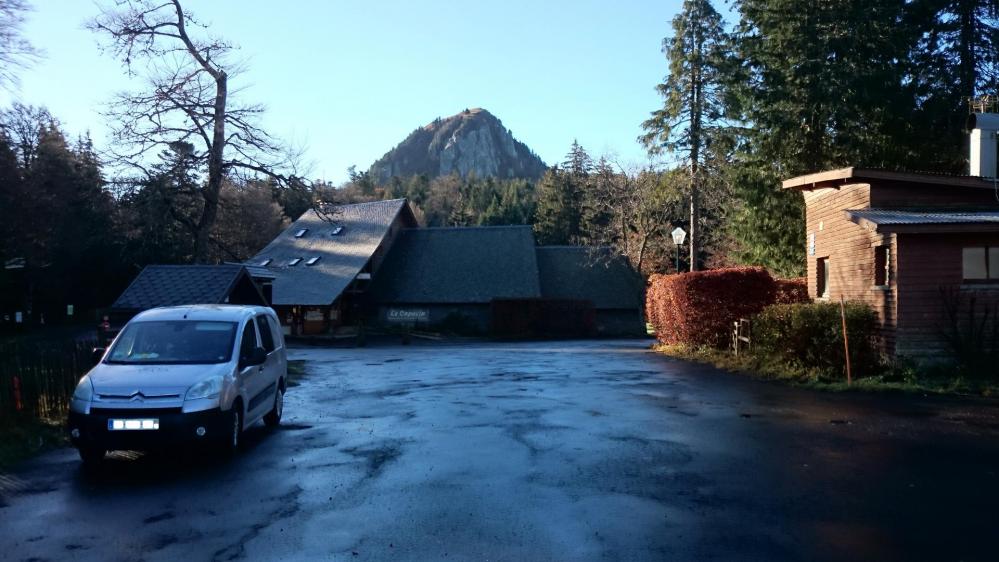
193,72,228,263
959,1,977,99
689,50,702,272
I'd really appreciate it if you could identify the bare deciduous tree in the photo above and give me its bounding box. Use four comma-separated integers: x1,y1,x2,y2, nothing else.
0,0,40,91
0,102,51,167
586,159,679,274
90,0,306,262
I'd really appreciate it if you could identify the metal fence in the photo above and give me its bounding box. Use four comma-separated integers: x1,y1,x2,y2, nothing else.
0,340,96,421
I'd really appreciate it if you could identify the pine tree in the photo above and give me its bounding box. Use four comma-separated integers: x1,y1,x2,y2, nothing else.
726,0,940,275
641,0,729,271
533,167,581,245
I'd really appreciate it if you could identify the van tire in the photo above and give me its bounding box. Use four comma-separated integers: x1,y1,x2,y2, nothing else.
78,446,105,467
264,387,283,427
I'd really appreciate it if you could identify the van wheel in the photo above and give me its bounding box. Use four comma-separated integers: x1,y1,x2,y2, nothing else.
264,387,283,427
78,446,105,467
224,407,242,454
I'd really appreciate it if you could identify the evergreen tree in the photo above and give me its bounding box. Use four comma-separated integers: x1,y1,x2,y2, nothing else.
534,167,582,245
642,0,730,271
725,0,940,275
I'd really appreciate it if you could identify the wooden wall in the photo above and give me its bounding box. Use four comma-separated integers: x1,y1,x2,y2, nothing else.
802,184,897,353
895,233,999,358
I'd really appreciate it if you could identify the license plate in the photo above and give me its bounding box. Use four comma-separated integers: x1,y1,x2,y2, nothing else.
108,419,159,431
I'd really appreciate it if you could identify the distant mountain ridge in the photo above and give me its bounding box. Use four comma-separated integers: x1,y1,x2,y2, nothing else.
368,108,548,182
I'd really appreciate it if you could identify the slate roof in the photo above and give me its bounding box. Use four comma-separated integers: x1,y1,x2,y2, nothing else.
227,262,276,280
112,264,256,310
847,209,999,226
535,246,643,310
369,226,542,304
248,199,412,306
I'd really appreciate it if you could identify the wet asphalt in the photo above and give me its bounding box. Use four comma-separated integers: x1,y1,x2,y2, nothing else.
1,339,999,562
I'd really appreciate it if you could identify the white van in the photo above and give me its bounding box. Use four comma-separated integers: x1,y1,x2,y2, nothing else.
67,305,288,465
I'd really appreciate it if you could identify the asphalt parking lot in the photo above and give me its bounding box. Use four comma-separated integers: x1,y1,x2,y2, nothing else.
2,339,998,561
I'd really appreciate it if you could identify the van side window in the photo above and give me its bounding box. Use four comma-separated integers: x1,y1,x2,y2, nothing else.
256,315,276,352
239,321,257,360
267,315,283,349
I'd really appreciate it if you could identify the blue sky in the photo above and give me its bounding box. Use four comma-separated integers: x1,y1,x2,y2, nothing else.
0,0,694,183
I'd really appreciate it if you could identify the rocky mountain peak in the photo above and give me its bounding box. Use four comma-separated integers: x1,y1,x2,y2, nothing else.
368,108,547,182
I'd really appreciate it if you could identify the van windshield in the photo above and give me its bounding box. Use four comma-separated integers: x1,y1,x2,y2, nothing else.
106,320,238,365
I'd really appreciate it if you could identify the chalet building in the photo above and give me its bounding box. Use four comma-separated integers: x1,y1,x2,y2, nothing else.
248,199,418,336
247,199,645,337
784,167,999,359
367,226,543,332
534,246,645,336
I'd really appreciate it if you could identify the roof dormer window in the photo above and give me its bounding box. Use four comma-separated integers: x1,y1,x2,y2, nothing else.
260,258,272,266
331,226,344,236
294,228,309,238
306,257,321,266
288,258,302,266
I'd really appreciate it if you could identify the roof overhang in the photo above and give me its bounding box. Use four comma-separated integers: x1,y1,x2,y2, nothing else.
846,209,999,233
783,167,999,191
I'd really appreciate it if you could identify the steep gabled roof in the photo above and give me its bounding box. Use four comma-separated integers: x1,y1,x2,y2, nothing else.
248,199,412,306
112,264,262,310
369,226,542,304
535,246,643,309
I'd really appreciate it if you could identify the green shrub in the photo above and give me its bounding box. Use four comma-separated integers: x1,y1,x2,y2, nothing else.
752,302,882,379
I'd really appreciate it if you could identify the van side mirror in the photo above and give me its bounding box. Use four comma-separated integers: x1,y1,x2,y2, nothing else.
241,346,267,368
92,347,106,365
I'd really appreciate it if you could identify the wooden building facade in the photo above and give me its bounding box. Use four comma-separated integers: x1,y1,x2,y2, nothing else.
784,168,999,359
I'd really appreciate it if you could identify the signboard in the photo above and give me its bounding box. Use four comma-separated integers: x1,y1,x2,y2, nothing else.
386,308,429,323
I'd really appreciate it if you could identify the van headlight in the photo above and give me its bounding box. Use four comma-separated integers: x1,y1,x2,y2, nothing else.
72,376,94,402
185,376,222,401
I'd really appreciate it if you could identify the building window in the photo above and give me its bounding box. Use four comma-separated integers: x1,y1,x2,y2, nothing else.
963,246,999,281
874,245,890,286
817,257,829,297
294,228,309,238
288,258,302,266
331,226,344,236
306,256,321,266
260,258,272,266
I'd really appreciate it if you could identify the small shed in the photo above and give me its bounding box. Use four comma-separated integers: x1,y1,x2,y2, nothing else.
783,167,999,359
112,264,268,318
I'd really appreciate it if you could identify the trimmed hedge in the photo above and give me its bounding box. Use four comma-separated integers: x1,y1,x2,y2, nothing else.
774,278,809,305
752,302,881,378
646,267,777,347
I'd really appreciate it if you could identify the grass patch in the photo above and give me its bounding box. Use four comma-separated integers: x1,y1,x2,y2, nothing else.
654,343,999,397
0,417,67,471
286,360,308,388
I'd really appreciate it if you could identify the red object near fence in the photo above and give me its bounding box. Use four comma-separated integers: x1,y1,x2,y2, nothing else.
12,375,23,411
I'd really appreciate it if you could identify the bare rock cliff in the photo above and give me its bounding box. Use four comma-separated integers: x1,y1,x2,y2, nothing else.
369,108,547,182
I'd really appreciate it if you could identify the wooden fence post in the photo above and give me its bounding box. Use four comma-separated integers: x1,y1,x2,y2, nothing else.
840,296,852,386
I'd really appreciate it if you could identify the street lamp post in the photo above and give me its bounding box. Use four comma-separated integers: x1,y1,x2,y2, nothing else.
671,227,686,274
